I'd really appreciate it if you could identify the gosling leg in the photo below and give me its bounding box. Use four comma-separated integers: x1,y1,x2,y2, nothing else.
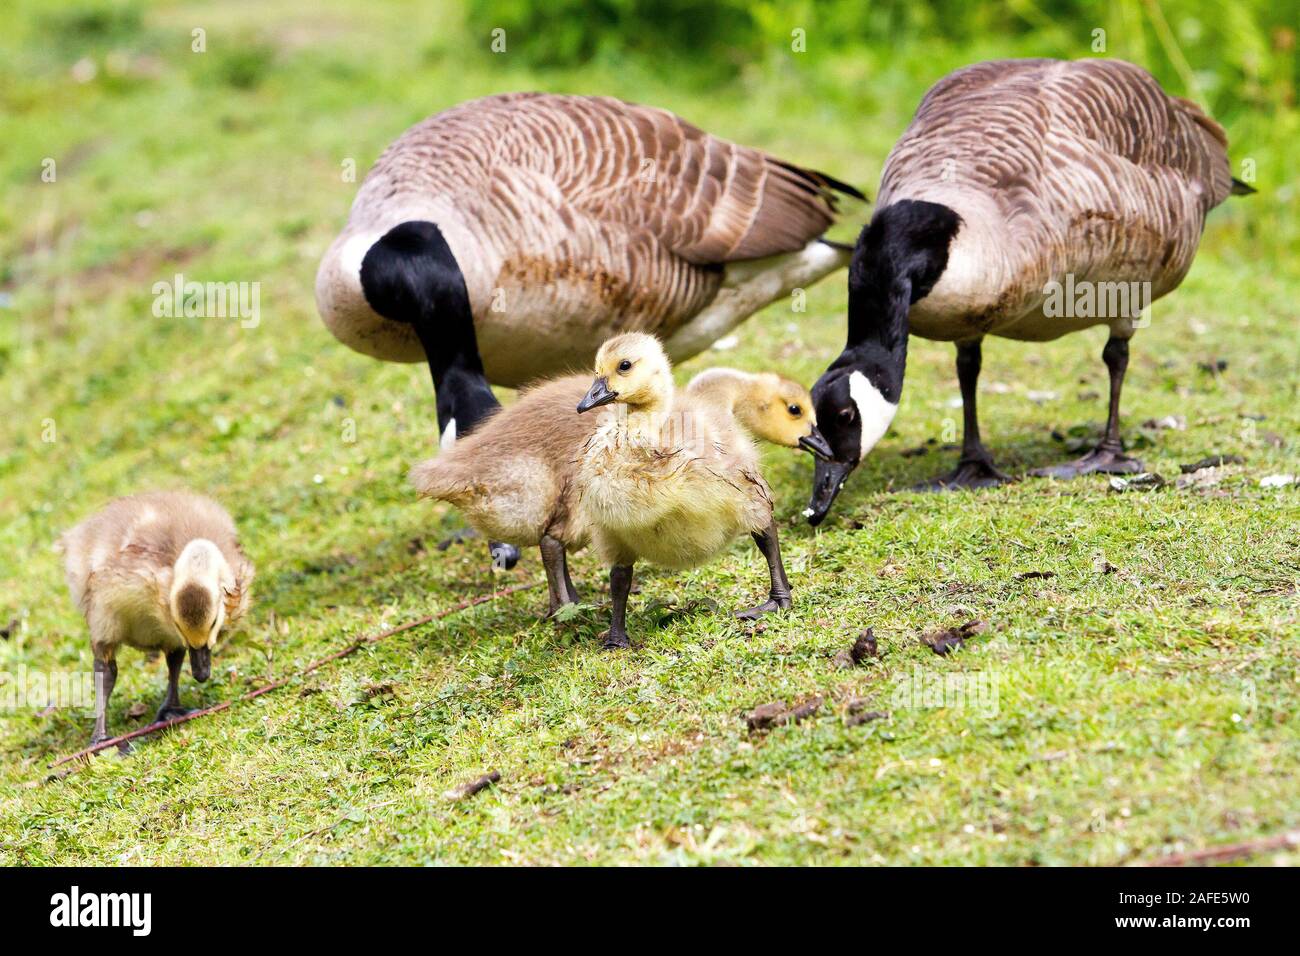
539,534,578,617
736,521,793,620
90,655,119,748
155,648,192,722
603,564,634,650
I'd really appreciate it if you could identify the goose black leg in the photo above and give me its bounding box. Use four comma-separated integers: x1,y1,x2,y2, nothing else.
429,359,521,572
90,657,117,747
736,521,793,620
155,648,193,722
915,339,1013,490
602,564,634,650
539,534,579,617
1031,335,1142,479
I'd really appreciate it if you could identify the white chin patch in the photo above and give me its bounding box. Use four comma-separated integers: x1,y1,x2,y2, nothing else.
440,419,457,450
848,370,898,458
341,231,380,286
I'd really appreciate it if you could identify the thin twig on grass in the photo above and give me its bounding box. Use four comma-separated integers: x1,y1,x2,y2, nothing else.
46,581,540,773
1141,831,1300,866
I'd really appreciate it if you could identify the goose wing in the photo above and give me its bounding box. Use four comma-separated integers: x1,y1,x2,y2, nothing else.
384,93,861,265
1044,59,1233,210
542,94,860,264
883,59,1234,302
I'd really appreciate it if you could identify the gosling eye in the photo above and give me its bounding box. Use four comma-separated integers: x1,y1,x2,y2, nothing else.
787,403,802,417
838,406,855,423
617,359,633,373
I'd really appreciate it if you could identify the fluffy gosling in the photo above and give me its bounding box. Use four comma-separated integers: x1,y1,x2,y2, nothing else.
575,333,826,648
58,491,254,746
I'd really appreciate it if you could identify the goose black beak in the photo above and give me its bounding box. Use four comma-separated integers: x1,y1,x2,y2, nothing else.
577,377,617,414
189,646,211,683
798,426,834,461
805,458,856,527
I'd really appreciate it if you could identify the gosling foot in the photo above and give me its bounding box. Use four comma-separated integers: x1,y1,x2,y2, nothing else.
1030,443,1142,479
89,734,132,756
914,455,1013,491
154,705,196,723
735,595,792,621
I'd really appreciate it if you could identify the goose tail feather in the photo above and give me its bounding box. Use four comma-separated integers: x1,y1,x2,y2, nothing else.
408,457,473,505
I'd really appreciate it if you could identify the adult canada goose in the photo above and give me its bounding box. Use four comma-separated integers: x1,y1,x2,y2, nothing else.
408,365,829,618
57,492,254,747
316,92,862,563
575,334,806,649
806,59,1250,523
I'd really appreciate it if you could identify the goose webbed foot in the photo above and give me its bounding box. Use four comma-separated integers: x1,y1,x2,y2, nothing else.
599,629,632,651
914,454,1014,491
1030,443,1142,479
739,522,793,620
734,595,792,621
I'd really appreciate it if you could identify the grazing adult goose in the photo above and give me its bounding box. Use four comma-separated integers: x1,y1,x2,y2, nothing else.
806,58,1249,523
57,492,254,747
575,334,806,649
316,92,862,563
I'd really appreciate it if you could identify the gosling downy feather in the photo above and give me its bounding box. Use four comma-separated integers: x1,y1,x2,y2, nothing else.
57,491,253,744
411,361,822,614
409,373,598,614
576,343,769,570
409,374,598,551
575,334,799,647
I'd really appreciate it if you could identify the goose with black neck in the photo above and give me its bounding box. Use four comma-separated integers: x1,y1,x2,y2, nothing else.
315,92,863,565
806,58,1248,525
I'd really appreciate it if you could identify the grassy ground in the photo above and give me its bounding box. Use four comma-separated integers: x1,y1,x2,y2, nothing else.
1,1,1296,865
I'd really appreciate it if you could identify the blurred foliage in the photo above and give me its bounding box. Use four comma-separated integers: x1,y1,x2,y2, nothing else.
466,0,1297,119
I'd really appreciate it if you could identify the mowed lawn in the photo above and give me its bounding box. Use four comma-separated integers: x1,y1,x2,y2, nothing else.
0,1,1296,864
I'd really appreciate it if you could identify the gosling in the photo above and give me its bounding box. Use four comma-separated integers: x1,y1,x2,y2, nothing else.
410,368,830,618
575,333,821,648
409,374,599,615
57,491,254,747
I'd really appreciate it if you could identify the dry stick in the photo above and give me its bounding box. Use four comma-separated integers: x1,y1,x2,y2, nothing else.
49,581,541,770
1142,831,1300,867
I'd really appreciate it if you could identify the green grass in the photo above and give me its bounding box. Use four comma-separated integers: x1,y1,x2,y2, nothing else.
0,0,1296,865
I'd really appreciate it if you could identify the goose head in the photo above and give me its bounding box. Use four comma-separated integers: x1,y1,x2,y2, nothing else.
167,539,233,682
805,200,962,525
577,333,674,415
806,347,903,525
730,373,833,459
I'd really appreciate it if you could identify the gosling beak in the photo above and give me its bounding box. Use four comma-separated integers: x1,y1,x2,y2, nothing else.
189,645,211,683
798,426,834,461
576,376,617,414
805,458,856,527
